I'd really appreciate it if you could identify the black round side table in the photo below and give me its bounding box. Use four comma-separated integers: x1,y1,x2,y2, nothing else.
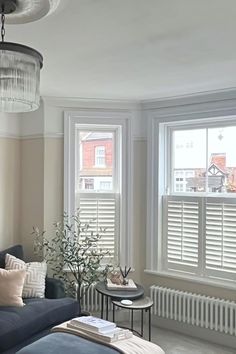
95,281,144,320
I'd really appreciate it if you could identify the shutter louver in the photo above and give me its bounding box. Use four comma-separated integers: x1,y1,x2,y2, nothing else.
164,196,199,273
78,193,119,257
206,201,236,278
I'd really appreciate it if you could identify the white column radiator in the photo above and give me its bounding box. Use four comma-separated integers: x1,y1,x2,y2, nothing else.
80,283,112,312
150,285,236,336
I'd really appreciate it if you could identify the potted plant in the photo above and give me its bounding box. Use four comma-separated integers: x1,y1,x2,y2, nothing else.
32,211,111,312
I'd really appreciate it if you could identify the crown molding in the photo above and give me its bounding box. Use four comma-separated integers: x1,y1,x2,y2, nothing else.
42,95,140,110
2,89,236,140
141,87,236,111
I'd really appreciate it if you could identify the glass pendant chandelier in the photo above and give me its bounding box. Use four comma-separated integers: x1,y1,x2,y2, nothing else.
0,0,43,113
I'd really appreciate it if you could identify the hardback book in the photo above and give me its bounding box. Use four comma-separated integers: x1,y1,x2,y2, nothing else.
69,316,116,334
67,323,133,343
106,278,137,290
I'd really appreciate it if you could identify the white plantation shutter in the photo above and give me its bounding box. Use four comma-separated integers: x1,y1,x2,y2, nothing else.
205,199,236,280
163,196,199,273
163,196,236,281
78,192,119,258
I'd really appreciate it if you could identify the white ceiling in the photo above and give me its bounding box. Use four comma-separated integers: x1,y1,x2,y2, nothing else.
5,0,236,100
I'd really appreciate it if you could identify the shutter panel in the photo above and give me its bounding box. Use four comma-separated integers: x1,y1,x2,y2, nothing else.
78,193,119,258
164,196,199,273
205,200,236,279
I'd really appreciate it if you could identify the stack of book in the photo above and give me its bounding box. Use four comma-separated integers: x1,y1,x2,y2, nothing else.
67,316,133,343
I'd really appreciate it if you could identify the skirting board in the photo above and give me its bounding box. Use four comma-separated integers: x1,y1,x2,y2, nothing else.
152,316,236,350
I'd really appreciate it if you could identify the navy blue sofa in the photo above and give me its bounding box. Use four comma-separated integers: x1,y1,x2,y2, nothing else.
0,245,80,354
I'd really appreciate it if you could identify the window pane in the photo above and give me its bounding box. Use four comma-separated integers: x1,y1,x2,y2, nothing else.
77,131,114,191
95,146,105,166
208,127,236,193
173,129,206,192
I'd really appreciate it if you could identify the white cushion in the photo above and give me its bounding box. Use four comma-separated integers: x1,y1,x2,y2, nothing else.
5,253,47,298
0,268,26,306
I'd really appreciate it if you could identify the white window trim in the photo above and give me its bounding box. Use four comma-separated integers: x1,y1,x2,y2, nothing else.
144,269,236,291
146,112,236,287
64,110,133,267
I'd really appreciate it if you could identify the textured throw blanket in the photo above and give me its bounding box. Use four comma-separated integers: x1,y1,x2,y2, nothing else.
52,322,165,354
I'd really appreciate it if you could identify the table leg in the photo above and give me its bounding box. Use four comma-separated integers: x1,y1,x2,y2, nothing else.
141,309,144,337
148,307,151,341
113,303,115,322
131,309,134,331
106,296,109,320
101,294,104,319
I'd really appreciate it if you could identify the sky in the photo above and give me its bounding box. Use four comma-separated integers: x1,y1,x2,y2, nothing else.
174,126,236,169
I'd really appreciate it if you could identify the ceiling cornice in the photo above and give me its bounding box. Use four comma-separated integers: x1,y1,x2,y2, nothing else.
2,88,236,139
141,87,236,110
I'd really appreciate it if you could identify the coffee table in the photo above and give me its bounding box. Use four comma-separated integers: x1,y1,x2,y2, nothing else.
95,281,144,320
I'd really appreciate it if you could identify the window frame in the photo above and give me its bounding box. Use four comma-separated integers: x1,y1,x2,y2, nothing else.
146,113,236,289
64,110,133,267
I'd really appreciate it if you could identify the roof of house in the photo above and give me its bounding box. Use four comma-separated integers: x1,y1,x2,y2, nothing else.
81,132,113,141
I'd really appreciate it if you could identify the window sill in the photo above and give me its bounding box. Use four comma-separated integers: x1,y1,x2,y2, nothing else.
144,269,236,291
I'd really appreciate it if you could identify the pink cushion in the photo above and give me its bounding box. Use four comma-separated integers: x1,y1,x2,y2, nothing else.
0,268,26,307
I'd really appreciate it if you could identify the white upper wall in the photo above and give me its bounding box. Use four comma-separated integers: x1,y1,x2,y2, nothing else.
0,112,21,138
1,97,146,140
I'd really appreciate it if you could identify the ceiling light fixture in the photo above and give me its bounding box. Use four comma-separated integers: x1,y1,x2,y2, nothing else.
0,0,43,113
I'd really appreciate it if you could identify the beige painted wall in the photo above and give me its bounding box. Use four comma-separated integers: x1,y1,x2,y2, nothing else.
20,138,44,261
0,138,21,250
19,137,64,261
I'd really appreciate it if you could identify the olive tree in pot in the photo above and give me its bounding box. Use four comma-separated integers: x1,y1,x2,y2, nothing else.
32,211,111,312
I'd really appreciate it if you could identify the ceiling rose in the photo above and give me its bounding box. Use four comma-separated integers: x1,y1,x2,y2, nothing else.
5,0,61,24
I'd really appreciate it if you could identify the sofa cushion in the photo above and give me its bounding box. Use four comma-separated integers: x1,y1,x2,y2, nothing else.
0,268,26,307
0,297,80,352
16,333,121,354
0,245,24,268
5,254,47,298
